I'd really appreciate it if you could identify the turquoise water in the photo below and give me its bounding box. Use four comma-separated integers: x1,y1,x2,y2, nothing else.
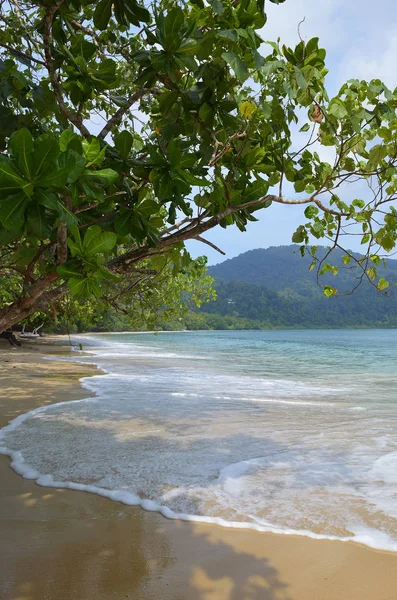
2,329,397,550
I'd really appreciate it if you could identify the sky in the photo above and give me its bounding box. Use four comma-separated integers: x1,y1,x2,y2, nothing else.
187,0,397,265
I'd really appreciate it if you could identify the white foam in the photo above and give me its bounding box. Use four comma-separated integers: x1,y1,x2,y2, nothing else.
2,392,397,553
370,452,397,484
240,396,334,407
218,458,263,496
3,430,397,551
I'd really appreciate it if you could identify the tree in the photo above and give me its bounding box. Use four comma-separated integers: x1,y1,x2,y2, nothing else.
41,256,215,332
1,0,397,333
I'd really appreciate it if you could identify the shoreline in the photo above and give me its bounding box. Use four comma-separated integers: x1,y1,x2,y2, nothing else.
2,338,397,599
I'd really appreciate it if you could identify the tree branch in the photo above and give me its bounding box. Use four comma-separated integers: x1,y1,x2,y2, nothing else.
271,195,347,217
57,222,68,264
43,0,90,136
98,88,160,140
0,42,46,66
194,236,226,255
0,272,59,332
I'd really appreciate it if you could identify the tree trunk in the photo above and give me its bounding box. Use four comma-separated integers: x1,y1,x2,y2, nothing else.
0,273,66,334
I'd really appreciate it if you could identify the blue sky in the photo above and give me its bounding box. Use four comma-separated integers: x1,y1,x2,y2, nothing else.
187,0,397,265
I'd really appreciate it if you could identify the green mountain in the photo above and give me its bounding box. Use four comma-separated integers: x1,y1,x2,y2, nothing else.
188,245,397,329
208,245,397,300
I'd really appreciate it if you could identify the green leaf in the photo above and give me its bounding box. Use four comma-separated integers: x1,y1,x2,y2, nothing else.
375,228,395,252
367,267,377,280
69,277,101,298
361,233,370,244
84,168,119,184
292,225,306,243
8,128,34,179
241,179,268,204
12,246,37,267
67,237,83,257
0,105,18,142
37,153,76,188
377,277,389,291
57,262,83,279
135,198,160,218
26,204,52,239
304,205,319,218
158,90,179,115
114,207,133,236
294,180,306,193
239,101,256,120
305,184,316,194
0,226,18,245
63,150,86,184
217,29,238,42
164,7,185,41
305,37,319,56
82,137,106,166
199,102,214,124
60,130,77,152
124,0,150,24
293,66,307,90
323,285,337,297
0,191,29,230
367,144,388,169
33,137,60,178
176,170,210,186
343,157,355,172
167,139,181,167
83,225,117,255
221,51,248,82
299,123,310,132
328,100,348,119
0,157,33,198
210,0,224,14
158,173,174,201
109,95,132,108
94,0,112,30
114,130,133,160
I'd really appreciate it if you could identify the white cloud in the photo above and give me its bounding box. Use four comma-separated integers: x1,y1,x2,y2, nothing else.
262,0,346,52
340,26,397,88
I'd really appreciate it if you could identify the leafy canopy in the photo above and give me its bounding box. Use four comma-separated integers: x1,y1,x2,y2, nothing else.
1,0,397,331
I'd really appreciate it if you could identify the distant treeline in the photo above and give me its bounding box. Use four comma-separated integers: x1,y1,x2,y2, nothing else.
187,281,397,330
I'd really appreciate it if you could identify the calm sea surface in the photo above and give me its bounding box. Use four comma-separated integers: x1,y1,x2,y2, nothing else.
2,329,397,550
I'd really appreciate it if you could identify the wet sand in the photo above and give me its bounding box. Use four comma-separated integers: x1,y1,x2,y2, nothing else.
1,338,397,600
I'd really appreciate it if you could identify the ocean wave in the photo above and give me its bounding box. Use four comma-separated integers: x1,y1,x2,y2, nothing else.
1,414,397,552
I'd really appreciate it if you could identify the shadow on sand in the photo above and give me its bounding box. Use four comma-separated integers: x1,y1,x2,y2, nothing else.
0,468,291,600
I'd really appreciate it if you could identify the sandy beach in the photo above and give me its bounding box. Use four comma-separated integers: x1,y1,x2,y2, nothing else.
1,339,397,600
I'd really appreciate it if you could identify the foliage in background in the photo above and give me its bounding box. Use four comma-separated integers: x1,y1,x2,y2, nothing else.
1,0,397,332
48,257,215,332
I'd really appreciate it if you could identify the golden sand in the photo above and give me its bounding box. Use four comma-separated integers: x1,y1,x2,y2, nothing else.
1,338,397,600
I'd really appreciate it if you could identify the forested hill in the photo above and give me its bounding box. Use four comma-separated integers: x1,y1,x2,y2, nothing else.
186,246,397,330
208,245,397,300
